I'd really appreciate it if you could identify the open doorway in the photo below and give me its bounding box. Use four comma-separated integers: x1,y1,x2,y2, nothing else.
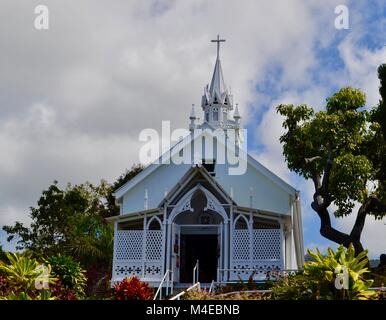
180,234,218,283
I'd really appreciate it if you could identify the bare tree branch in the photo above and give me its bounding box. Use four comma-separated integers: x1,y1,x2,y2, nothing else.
321,147,333,195
305,156,322,164
350,196,386,241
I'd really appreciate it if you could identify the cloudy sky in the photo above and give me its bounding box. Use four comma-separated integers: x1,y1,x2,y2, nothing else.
0,0,385,257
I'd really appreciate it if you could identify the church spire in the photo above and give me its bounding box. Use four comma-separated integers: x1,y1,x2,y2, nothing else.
209,35,227,99
209,58,227,100
200,34,235,129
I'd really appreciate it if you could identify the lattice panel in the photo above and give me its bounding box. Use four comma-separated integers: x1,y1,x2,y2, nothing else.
145,230,163,261
253,229,281,260
232,230,250,261
115,230,143,260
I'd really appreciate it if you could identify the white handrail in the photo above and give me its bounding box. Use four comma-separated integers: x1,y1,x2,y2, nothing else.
186,281,201,292
192,259,199,284
169,291,186,300
153,270,173,300
208,280,215,293
169,282,201,300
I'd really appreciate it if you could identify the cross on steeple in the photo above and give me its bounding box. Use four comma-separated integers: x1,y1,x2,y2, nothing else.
211,34,226,59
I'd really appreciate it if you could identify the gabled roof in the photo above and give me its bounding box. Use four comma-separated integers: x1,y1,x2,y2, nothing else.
158,164,236,207
113,129,297,201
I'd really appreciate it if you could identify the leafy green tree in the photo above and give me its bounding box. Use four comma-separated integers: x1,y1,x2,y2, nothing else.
2,165,143,267
368,65,386,206
277,86,386,255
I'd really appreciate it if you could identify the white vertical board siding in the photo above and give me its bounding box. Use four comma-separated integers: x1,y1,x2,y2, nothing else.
215,162,292,215
122,163,190,214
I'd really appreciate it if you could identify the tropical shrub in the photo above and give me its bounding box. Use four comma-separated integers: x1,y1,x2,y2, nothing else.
2,290,56,300
182,288,214,300
113,277,153,300
45,254,87,297
272,244,377,300
271,273,313,300
0,252,56,300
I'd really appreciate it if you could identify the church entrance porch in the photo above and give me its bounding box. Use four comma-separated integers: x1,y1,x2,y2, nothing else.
179,226,218,283
111,182,287,287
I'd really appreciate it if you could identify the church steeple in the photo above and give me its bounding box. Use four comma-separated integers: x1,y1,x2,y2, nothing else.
209,35,227,100
209,58,227,102
200,34,237,129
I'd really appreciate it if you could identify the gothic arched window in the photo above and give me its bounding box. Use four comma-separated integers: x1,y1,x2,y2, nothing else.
205,111,209,122
213,108,218,121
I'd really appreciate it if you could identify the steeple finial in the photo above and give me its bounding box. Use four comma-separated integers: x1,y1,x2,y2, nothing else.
234,103,241,119
190,104,196,119
211,34,226,60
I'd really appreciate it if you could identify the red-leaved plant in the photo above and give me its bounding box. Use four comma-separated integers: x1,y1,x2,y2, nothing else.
50,280,78,300
113,277,153,300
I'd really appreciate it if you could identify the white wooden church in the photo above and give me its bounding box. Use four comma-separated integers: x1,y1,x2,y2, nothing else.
109,36,304,286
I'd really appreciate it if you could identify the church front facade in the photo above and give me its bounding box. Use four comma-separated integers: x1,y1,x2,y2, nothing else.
108,36,304,286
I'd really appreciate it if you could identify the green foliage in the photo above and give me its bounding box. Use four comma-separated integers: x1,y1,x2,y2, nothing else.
330,154,373,217
326,87,366,113
272,244,377,300
1,290,56,300
304,244,376,300
182,288,214,300
0,252,54,293
0,252,83,300
45,254,87,297
2,181,112,266
0,245,7,262
0,252,56,300
271,273,313,300
277,85,386,223
367,64,386,206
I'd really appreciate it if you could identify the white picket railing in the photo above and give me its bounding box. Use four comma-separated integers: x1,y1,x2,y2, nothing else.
217,268,299,284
